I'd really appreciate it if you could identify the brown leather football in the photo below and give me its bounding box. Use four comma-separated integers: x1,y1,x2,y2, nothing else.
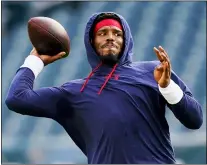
28,17,70,57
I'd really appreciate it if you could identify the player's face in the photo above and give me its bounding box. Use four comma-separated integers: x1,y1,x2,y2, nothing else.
94,26,124,64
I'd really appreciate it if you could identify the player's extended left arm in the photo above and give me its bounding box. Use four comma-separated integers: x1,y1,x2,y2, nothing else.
159,72,203,130
153,46,203,130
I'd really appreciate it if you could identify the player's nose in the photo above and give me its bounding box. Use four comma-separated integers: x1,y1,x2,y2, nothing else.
106,32,114,41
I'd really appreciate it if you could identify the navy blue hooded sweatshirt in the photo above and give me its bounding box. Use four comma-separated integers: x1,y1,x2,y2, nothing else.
5,12,203,164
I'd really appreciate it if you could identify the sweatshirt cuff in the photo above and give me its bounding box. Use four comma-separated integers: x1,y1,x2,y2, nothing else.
158,79,184,105
20,55,44,78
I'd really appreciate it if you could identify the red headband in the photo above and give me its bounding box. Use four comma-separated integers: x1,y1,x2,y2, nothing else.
94,19,122,34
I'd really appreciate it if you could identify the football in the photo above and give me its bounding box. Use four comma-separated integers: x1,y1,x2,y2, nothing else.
28,17,70,57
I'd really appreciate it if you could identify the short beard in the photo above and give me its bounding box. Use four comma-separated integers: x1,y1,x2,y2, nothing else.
99,53,119,66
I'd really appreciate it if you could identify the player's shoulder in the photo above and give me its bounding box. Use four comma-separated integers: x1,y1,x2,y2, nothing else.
62,79,85,87
131,60,161,72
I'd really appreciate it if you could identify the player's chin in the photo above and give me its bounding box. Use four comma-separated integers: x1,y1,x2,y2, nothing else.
102,52,118,58
99,52,119,65
102,49,118,56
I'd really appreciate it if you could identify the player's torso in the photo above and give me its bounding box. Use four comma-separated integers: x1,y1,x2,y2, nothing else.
59,65,174,163
61,66,167,139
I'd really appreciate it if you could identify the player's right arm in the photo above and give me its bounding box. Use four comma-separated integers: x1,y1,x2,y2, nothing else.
5,48,66,119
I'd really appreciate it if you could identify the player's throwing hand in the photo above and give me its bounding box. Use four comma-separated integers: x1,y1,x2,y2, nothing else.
153,46,171,88
30,47,66,66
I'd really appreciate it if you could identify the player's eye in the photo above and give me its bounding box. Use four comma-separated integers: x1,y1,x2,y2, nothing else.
115,32,122,37
98,32,105,36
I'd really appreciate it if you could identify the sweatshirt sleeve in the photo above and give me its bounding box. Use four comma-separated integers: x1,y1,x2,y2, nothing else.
159,71,203,130
5,56,67,119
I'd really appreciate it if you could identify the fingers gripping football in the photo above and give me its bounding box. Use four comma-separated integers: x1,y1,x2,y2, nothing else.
30,48,66,66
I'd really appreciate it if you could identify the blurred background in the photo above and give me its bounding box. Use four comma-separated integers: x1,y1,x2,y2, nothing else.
1,1,206,164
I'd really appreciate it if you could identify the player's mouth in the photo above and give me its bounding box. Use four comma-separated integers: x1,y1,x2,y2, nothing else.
101,43,118,49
